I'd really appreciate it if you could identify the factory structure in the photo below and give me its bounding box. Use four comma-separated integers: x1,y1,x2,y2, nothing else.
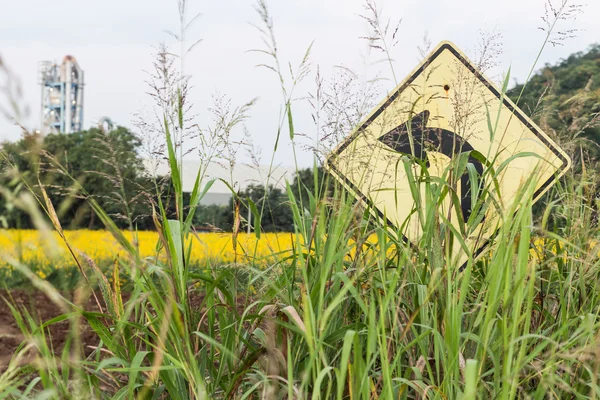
38,55,84,134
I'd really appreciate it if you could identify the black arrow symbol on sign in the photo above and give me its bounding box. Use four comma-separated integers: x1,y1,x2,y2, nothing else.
377,110,484,224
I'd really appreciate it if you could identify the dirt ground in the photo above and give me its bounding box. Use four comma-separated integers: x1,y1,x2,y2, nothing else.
0,289,212,372
0,290,102,370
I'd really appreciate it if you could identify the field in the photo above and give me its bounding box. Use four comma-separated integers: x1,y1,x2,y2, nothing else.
1,229,585,287
0,188,599,398
0,230,295,286
2,0,600,398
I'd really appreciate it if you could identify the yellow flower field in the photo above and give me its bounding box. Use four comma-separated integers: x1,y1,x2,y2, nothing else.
0,229,593,284
0,229,296,274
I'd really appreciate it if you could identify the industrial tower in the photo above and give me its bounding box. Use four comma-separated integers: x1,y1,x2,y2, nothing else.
39,55,84,134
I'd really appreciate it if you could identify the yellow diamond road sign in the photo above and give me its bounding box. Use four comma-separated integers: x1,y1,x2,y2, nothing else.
325,40,571,264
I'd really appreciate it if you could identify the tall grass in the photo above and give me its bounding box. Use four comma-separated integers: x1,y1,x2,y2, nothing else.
1,0,599,399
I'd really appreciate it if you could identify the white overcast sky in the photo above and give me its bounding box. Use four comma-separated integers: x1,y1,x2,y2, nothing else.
1,0,598,168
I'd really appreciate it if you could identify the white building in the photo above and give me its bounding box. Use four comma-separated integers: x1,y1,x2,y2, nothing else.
145,159,298,206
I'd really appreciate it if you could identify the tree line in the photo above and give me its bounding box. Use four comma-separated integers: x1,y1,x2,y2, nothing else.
0,127,328,232
508,43,600,163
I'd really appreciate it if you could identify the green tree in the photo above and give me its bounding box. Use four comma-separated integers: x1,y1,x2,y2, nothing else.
227,183,294,233
290,166,336,211
192,204,230,231
508,43,600,162
0,127,155,230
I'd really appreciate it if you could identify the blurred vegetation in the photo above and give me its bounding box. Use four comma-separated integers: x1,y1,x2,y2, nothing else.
0,127,327,233
0,127,156,230
507,43,600,224
508,43,600,161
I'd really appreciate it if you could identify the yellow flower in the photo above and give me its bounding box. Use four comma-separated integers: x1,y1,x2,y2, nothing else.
0,229,297,269
0,229,589,275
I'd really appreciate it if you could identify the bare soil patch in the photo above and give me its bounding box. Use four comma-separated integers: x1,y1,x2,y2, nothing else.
0,289,102,370
0,289,212,372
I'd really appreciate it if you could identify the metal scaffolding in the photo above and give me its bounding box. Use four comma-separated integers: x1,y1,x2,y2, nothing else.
39,55,84,133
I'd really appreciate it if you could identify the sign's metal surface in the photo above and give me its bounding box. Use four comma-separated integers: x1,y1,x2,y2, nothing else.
326,41,571,265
